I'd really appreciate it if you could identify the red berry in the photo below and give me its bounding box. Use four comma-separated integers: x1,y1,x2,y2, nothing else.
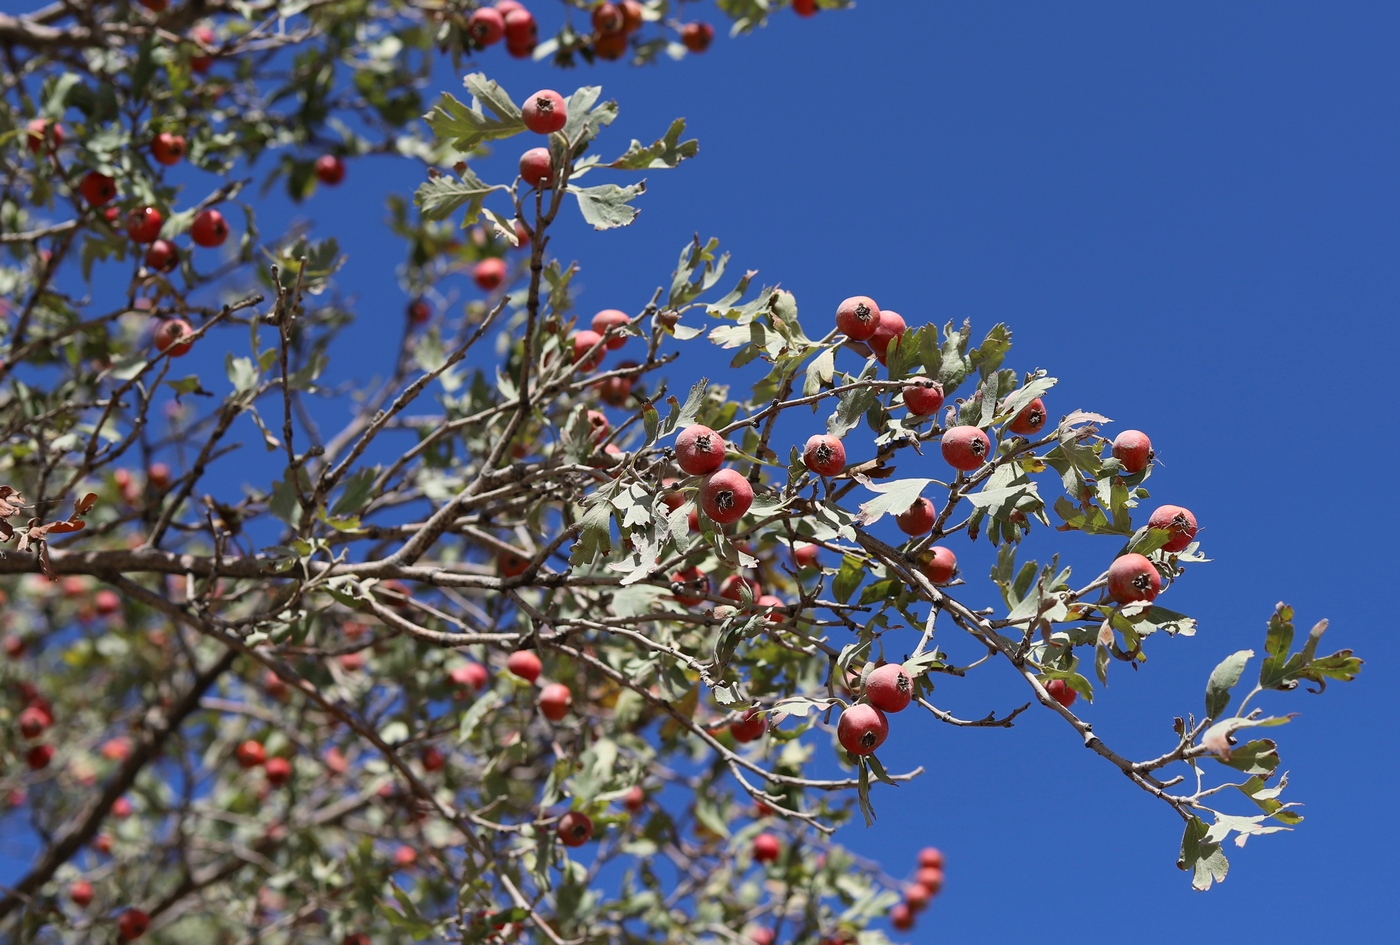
190,26,215,72
699,468,753,525
503,8,537,47
918,847,944,870
1007,397,1047,435
151,132,186,166
619,0,644,33
557,810,593,847
794,0,818,16
904,882,933,911
586,409,611,443
118,908,150,941
731,710,767,743
190,208,229,247
594,30,628,60
144,239,179,272
895,497,935,536
538,682,573,721
69,879,94,908
3,634,26,658
467,7,505,45
680,22,714,52
18,706,49,739
1106,553,1161,605
519,147,553,188
592,2,625,34
572,330,605,371
1111,429,1153,474
752,832,781,863
139,0,169,9
794,543,820,570
591,309,630,348
25,118,64,154
235,740,266,768
126,206,164,244
154,319,194,357
314,154,345,185
891,902,914,931
675,425,727,475
264,757,292,786
671,566,710,606
473,257,507,291
522,89,568,134
111,796,133,818
835,295,881,341
594,373,633,407
837,703,888,755
79,171,116,206
1147,504,1198,553
506,650,542,683
802,434,846,477
941,425,991,472
342,935,371,945
750,930,776,945
719,574,761,602
865,664,913,713
920,546,957,585
26,744,54,769
451,661,489,690
421,745,445,772
623,785,646,812
393,845,418,869
869,310,906,365
1044,677,1077,708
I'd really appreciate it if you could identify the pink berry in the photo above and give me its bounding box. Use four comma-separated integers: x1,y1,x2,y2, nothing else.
1111,430,1153,474
190,208,229,248
519,147,553,188
865,664,913,713
572,330,605,371
591,309,630,348
671,566,710,606
1106,553,1161,604
538,682,573,721
557,810,593,847
920,546,957,585
941,426,991,472
802,434,846,477
731,709,767,743
869,310,906,365
467,7,505,45
836,703,888,756
835,295,881,341
1044,677,1077,708
473,257,507,291
752,832,781,863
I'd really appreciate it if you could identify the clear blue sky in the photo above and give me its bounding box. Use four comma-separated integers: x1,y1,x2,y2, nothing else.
307,3,1400,938
11,2,1400,940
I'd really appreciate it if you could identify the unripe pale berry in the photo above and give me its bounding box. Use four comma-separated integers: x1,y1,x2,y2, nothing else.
314,154,345,185
869,309,906,365
1106,552,1161,604
920,546,957,585
557,810,593,846
835,295,881,341
699,468,753,524
837,703,888,755
1007,397,1047,435
519,147,553,188
941,425,991,472
675,425,727,475
154,319,194,357
522,89,567,134
591,309,630,348
79,171,116,206
731,709,766,743
865,664,913,713
126,206,164,244
802,434,846,477
190,208,229,248
506,650,543,683
1044,677,1077,708
895,497,935,536
538,682,573,720
474,257,507,291
1111,429,1153,474
753,832,781,863
1147,504,1198,553
151,132,186,166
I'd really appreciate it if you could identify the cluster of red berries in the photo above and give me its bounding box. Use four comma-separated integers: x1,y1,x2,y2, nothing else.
836,662,915,757
234,738,294,789
890,847,947,932
464,1,541,59
9,682,56,771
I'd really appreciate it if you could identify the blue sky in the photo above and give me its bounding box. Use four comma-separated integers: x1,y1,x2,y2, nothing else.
8,2,1399,940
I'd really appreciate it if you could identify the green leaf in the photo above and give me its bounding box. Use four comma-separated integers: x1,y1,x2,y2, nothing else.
833,555,864,604
827,363,879,437
1258,603,1361,692
424,75,523,152
852,477,935,527
803,348,835,397
414,167,501,223
608,117,700,169
331,467,379,517
1204,649,1253,720
1178,816,1229,891
569,181,646,230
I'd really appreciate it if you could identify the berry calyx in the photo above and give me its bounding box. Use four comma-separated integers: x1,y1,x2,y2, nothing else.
869,309,906,365
473,257,507,291
752,832,781,863
522,89,568,134
154,319,194,357
591,309,630,348
675,425,727,475
1106,552,1161,605
681,22,714,52
79,171,116,206
941,425,991,472
314,154,345,185
506,650,543,683
895,497,935,536
1147,504,1198,553
1111,429,1153,474
1007,397,1047,435
1044,677,1077,708
802,434,846,477
835,295,881,341
919,546,957,585
699,468,753,524
126,206,164,244
557,810,594,847
519,147,553,188
538,682,573,721
190,208,229,247
865,664,913,713
837,703,889,756
151,132,186,166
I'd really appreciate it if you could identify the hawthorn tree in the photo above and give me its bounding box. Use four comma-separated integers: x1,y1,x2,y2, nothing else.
0,2,1363,944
